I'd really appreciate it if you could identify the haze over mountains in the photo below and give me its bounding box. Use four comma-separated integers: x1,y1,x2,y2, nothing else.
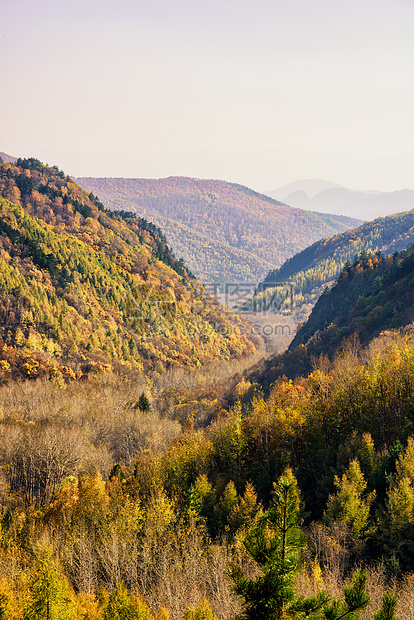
0,151,17,164
21,146,414,197
76,176,360,283
269,178,414,221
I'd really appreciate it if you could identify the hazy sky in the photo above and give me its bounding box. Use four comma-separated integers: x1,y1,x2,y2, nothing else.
1,0,414,192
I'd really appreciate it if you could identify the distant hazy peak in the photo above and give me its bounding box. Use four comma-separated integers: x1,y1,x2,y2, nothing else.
0,151,17,164
268,178,345,201
267,178,414,221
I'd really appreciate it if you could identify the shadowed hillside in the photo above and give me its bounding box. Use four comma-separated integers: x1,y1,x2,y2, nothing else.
254,207,414,323
250,245,414,388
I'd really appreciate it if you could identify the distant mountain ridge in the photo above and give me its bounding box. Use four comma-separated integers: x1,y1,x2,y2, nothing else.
76,176,361,283
269,178,345,200
0,151,17,164
268,178,414,221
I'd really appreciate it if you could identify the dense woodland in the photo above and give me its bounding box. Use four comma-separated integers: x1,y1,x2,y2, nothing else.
292,248,414,352
0,156,413,618
1,318,414,617
0,159,257,382
76,176,360,282
254,245,414,389
257,208,414,322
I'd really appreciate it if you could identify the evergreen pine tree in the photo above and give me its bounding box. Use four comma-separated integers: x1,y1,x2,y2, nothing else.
137,392,151,412
23,549,74,620
229,469,371,620
374,592,399,620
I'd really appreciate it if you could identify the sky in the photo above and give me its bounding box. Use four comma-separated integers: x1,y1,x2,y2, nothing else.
1,0,414,193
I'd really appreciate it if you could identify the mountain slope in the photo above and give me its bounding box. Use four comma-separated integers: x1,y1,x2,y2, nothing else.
247,245,414,391
0,158,257,380
76,176,361,282
257,208,414,321
0,151,17,164
290,247,414,354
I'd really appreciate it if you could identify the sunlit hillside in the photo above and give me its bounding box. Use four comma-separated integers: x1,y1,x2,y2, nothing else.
0,158,257,380
77,176,360,282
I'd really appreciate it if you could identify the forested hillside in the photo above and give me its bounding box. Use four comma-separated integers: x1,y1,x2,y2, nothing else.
251,245,414,389
257,207,414,321
0,158,257,380
1,316,414,617
76,176,360,282
292,247,414,353
2,156,414,619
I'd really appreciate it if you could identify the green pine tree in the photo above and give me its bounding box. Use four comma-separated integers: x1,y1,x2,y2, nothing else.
137,392,151,413
374,592,399,620
23,549,74,620
229,469,327,619
229,469,371,620
321,569,369,620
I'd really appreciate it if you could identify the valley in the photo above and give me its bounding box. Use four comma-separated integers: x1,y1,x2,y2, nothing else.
76,176,360,283
0,155,414,618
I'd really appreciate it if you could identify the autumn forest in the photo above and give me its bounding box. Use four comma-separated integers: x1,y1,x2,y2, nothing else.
0,156,413,619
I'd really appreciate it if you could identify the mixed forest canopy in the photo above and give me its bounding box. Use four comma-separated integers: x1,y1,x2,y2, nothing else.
291,247,414,352
1,294,414,617
1,154,414,619
0,157,257,382
249,243,414,391
256,207,414,322
76,176,361,283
